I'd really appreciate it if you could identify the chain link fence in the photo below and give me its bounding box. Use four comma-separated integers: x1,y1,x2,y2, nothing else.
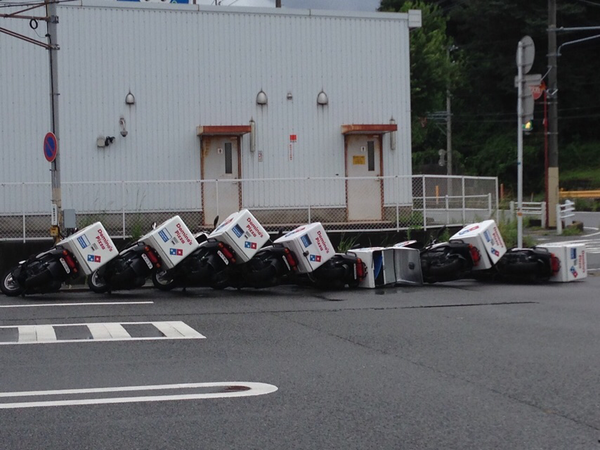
0,175,498,242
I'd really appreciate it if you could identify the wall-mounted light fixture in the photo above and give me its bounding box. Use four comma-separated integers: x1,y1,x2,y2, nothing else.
119,117,128,137
97,136,115,148
125,91,135,105
256,90,268,105
317,90,328,106
249,118,256,153
390,117,397,151
286,92,293,100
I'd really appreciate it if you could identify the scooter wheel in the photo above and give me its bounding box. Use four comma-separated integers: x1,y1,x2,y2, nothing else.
1,270,24,296
87,271,109,293
152,270,176,291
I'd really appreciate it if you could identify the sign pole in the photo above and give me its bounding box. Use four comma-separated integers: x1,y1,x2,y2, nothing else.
517,41,524,248
46,0,62,241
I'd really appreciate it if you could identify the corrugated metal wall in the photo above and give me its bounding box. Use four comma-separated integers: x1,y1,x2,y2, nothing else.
1,2,414,212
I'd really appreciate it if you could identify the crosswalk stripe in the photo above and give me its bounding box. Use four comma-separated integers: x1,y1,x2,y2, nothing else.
0,321,205,345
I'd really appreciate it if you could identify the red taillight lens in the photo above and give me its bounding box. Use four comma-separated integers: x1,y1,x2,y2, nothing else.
62,250,78,273
469,245,481,266
145,246,159,265
283,248,298,271
218,242,236,263
550,253,561,274
355,258,366,280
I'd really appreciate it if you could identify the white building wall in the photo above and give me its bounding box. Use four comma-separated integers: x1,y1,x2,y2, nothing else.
1,2,415,213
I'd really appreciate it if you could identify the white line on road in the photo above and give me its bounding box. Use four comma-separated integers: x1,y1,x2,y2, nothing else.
0,301,154,309
0,382,278,409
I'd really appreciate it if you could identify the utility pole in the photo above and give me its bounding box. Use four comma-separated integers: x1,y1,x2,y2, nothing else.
47,0,62,241
547,0,559,228
446,89,452,176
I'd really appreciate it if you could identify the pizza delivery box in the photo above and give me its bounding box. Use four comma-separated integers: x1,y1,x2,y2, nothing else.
352,247,397,288
390,245,423,286
450,220,506,270
537,242,587,282
209,209,269,263
274,222,334,273
139,215,199,269
60,222,119,275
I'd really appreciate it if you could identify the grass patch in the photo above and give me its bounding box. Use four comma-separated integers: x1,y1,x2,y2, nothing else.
497,216,537,249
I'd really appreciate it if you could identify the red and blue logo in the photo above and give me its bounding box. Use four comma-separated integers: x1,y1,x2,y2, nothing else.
309,255,321,262
244,241,257,249
87,254,101,263
170,248,183,256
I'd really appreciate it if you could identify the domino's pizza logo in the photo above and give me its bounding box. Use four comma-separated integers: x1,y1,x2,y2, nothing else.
309,254,321,262
170,248,183,256
570,266,578,278
87,254,101,263
244,241,257,249
490,248,500,257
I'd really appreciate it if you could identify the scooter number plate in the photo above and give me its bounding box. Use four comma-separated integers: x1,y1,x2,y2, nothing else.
59,257,70,274
141,253,154,269
217,251,230,265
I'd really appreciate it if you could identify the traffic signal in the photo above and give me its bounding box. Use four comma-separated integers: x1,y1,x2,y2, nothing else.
522,120,533,134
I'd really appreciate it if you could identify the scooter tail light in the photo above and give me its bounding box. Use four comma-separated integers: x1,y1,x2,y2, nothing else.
62,250,78,273
283,248,298,271
144,246,160,265
355,258,366,280
550,253,561,275
218,242,236,263
469,245,481,266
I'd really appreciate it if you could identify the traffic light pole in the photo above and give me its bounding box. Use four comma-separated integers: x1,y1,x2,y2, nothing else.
547,0,559,229
516,41,524,248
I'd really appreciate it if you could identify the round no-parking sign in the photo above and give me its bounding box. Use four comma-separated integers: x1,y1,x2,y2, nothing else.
43,132,58,163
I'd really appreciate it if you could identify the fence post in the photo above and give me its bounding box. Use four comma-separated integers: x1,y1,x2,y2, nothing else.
121,181,126,238
445,194,449,225
422,176,427,231
556,203,562,235
22,182,26,243
307,177,311,224
396,176,400,233
488,193,492,218
461,177,466,225
510,201,514,218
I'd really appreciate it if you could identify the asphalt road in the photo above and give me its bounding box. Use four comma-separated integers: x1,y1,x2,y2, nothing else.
0,277,599,450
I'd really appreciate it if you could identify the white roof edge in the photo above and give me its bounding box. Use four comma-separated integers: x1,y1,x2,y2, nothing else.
67,0,411,21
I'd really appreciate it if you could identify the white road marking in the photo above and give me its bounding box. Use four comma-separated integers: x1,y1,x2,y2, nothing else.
0,321,206,345
0,382,278,409
0,301,154,309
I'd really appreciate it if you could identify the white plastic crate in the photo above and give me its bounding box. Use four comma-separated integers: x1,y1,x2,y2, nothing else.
274,222,334,273
352,247,397,288
537,243,587,282
139,215,199,269
209,209,269,263
450,220,506,270
59,222,119,275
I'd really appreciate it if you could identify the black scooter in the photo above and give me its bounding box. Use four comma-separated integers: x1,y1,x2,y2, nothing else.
306,253,367,289
493,247,560,283
1,245,80,296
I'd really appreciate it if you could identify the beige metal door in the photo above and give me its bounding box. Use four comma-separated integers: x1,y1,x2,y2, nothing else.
201,136,241,225
346,135,383,221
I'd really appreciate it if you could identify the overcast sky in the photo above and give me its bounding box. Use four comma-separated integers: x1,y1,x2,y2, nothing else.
199,0,381,12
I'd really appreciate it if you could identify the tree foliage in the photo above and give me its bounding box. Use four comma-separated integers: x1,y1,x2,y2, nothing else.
380,0,600,191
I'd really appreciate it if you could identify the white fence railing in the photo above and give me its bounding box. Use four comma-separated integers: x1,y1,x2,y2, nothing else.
556,200,576,235
509,201,547,228
0,175,498,241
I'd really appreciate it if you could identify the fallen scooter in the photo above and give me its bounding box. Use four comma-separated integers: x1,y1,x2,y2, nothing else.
88,215,198,293
1,222,117,297
491,247,560,283
306,252,367,289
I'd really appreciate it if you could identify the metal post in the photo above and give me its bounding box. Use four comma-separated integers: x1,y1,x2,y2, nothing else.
121,181,126,238
556,202,562,235
422,176,427,231
488,193,492,218
47,0,62,242
517,40,524,248
22,182,26,243
445,194,449,225
395,176,400,233
461,177,466,224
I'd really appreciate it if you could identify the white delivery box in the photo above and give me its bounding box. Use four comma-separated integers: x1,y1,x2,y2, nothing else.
389,246,423,286
537,243,587,282
209,209,269,263
59,222,119,275
139,215,199,269
353,247,397,288
274,222,334,273
450,220,506,270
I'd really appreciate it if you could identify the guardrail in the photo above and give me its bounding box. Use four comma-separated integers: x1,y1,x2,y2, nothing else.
509,201,547,228
559,189,600,199
556,200,575,235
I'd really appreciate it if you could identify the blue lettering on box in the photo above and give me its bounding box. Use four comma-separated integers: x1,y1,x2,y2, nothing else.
483,230,491,243
232,224,244,238
158,229,172,242
570,248,577,260
77,235,90,249
301,234,312,248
